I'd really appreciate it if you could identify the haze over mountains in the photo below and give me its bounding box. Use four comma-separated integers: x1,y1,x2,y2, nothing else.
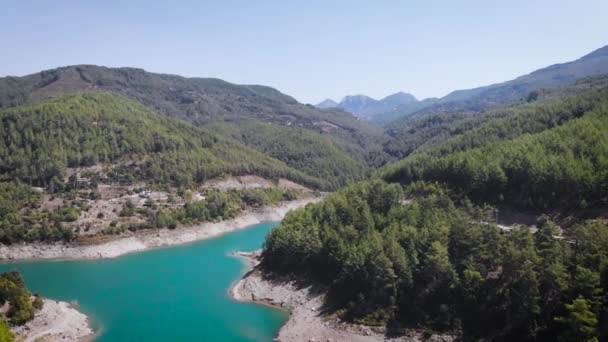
316,91,423,124
318,44,608,125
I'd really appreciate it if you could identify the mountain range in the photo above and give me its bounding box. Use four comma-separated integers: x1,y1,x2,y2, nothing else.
1,44,607,190
318,44,608,125
316,92,420,123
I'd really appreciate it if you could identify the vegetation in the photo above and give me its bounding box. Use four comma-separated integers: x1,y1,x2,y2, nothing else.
380,85,608,210
0,182,75,244
98,187,305,235
0,89,364,243
148,188,303,229
262,180,608,341
0,319,12,342
2,58,608,342
0,271,40,325
260,79,608,341
0,92,339,189
0,65,387,173
208,121,367,188
384,76,608,159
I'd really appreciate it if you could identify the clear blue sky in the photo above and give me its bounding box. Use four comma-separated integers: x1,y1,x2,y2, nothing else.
1,0,607,104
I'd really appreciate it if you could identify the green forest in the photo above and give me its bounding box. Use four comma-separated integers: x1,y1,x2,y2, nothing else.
261,77,608,341
0,92,350,190
207,120,367,188
262,180,608,341
0,65,387,173
384,76,608,160
380,85,608,210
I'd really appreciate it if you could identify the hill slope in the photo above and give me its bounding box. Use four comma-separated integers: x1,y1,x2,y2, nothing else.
0,92,334,189
260,69,608,342
384,76,608,159
0,65,387,170
382,44,608,125
440,44,608,106
380,81,608,210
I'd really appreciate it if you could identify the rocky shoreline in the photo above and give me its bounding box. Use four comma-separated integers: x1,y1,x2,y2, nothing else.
230,251,456,342
11,299,94,342
0,198,318,261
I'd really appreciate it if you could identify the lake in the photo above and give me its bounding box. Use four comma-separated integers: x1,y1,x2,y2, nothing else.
0,222,286,341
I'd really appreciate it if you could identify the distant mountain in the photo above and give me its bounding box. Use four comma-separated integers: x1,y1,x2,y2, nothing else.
389,44,608,122
440,45,608,105
316,99,339,108
371,97,439,125
339,94,378,117
316,91,418,122
381,92,418,107
383,76,608,164
320,45,608,126
369,44,608,128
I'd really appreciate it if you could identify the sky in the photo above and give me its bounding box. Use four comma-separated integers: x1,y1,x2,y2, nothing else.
1,0,607,104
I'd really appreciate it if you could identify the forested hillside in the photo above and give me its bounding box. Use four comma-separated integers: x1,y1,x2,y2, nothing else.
0,92,332,189
261,73,608,341
381,85,608,210
0,65,388,169
206,121,367,186
384,76,608,159
0,92,330,243
262,180,608,341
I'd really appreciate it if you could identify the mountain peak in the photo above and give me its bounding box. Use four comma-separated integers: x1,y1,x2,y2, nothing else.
327,92,419,119
316,99,339,108
382,92,417,103
341,94,376,104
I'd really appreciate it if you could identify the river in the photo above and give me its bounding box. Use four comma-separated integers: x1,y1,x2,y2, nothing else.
0,222,286,341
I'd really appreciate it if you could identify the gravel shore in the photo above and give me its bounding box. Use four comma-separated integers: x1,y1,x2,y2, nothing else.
230,252,456,342
0,198,318,261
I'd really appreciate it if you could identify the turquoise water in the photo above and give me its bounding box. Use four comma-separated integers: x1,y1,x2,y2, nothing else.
0,222,287,341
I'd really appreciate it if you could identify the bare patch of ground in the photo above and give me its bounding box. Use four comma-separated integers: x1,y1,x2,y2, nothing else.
201,175,312,192
11,299,93,342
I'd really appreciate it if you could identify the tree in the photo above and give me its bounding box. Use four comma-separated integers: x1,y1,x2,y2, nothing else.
555,296,599,342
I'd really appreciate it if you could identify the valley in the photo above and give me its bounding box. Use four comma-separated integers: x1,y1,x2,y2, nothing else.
0,41,607,341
